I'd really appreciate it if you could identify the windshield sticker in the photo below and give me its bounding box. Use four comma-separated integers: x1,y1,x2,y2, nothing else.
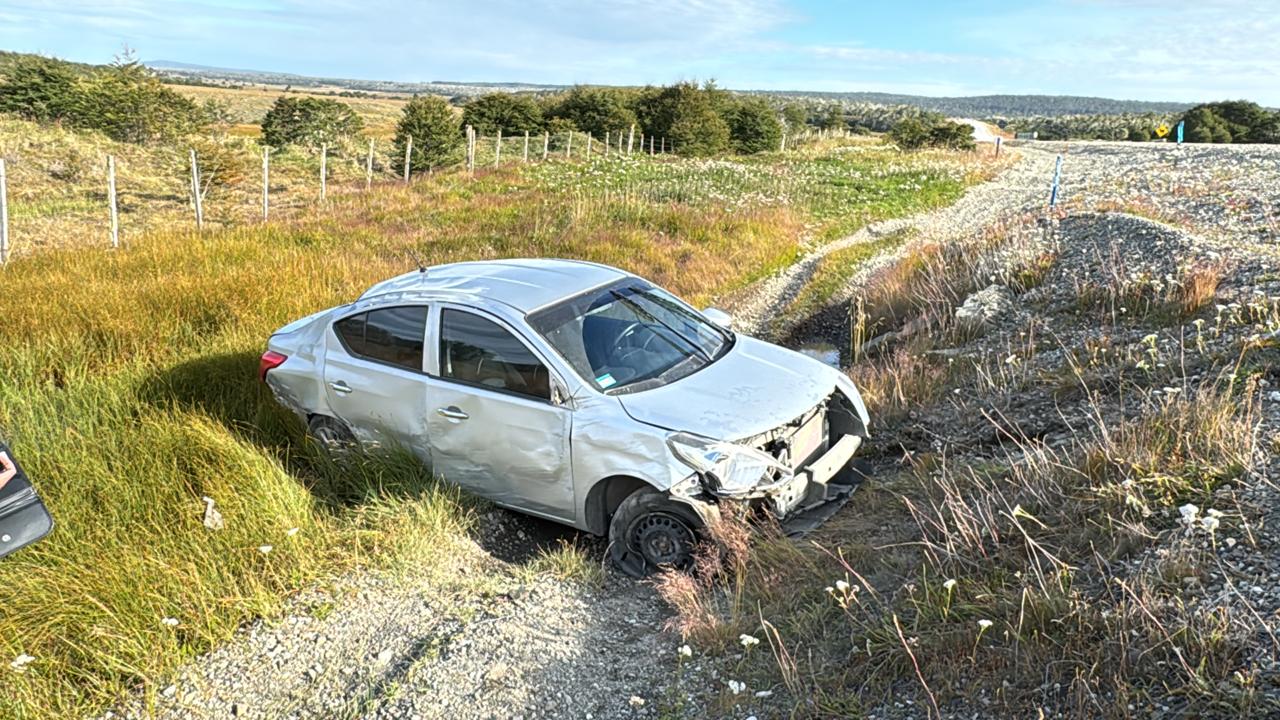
596,373,617,389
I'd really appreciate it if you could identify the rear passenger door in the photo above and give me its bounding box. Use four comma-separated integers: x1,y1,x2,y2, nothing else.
0,445,54,560
323,304,432,459
424,306,574,521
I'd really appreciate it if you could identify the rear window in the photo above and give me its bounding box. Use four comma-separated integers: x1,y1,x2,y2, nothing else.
334,306,428,372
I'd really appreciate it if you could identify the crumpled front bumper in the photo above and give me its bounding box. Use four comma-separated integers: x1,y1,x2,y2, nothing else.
670,432,867,535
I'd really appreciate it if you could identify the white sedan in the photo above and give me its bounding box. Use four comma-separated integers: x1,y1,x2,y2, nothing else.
260,259,870,576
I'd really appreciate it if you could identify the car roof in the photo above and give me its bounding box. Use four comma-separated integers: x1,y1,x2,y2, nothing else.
358,258,630,314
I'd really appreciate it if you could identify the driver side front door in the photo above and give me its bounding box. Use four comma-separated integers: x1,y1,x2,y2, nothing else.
423,306,575,522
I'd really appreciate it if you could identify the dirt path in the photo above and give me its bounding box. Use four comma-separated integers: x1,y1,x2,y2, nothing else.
729,145,1056,339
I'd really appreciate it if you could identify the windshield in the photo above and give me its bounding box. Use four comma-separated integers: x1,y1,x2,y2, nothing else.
528,280,733,394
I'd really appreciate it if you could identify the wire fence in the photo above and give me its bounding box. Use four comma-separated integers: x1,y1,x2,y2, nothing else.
0,123,852,264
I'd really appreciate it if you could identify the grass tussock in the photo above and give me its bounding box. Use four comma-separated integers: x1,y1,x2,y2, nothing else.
0,133,998,718
658,381,1266,716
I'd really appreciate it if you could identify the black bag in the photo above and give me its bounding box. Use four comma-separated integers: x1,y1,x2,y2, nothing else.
0,444,54,559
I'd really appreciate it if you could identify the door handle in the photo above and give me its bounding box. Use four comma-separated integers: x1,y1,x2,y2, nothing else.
328,381,353,395
436,406,469,420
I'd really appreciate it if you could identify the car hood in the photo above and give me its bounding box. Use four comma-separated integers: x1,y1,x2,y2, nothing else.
617,336,837,441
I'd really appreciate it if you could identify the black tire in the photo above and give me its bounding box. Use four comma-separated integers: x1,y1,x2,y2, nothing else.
608,489,702,578
307,415,357,458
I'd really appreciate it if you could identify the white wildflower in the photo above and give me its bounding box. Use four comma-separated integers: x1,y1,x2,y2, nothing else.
677,644,692,658
727,679,746,695
628,695,646,708
161,617,179,627
10,654,35,672
258,545,273,554
943,579,957,591
739,634,760,648
977,619,994,630
835,579,850,593
1178,504,1199,526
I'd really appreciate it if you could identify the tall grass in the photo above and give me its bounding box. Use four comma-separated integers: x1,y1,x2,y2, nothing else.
0,136,994,717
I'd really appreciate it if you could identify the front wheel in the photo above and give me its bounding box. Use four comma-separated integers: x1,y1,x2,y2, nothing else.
608,489,702,578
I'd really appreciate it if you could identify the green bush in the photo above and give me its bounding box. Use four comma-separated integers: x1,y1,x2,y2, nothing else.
633,82,729,157
393,95,463,174
726,97,782,154
0,54,78,122
888,117,975,151
461,92,542,135
544,86,636,139
1179,101,1279,144
781,103,808,130
0,53,203,143
75,60,205,143
260,95,363,151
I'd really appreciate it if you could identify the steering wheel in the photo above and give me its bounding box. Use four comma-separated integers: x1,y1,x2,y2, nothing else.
616,321,663,355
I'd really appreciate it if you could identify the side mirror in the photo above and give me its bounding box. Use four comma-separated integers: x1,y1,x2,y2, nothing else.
702,307,734,331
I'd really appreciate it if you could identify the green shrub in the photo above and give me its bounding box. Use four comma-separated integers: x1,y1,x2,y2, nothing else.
544,86,637,139
393,95,463,174
460,92,542,135
0,53,203,143
726,96,782,154
1179,101,1279,144
633,82,729,156
889,117,975,151
260,95,364,151
0,54,79,122
74,59,205,143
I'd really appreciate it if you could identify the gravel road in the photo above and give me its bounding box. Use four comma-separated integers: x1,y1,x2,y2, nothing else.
110,140,1280,720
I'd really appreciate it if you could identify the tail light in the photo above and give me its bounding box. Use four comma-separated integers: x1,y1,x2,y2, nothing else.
259,351,288,382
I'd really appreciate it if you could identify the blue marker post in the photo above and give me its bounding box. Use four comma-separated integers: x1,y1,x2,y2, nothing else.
1176,120,1185,145
1048,154,1063,209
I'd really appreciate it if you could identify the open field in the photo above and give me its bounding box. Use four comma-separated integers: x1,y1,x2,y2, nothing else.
172,84,409,138
0,126,995,719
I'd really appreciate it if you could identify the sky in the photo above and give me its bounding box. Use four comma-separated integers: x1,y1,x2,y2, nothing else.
1,0,1277,104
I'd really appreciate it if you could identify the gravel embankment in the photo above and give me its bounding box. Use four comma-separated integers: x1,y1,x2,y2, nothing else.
109,141,1280,720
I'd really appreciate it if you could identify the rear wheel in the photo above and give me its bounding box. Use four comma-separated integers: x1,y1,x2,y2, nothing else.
307,415,357,458
608,489,702,578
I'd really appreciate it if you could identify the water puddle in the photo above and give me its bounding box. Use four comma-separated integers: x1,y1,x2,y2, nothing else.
794,341,843,368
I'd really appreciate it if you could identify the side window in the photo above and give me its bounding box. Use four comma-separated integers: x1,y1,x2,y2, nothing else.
333,312,367,357
333,306,428,372
440,309,550,400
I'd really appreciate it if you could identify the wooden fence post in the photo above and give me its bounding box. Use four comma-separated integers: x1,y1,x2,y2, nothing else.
995,136,1002,159
542,131,549,161
189,149,203,230
628,125,635,155
107,155,119,248
404,136,413,183
466,126,475,173
586,132,593,157
366,138,374,190
319,143,327,201
780,132,787,152
523,131,530,163
649,136,655,156
262,147,270,221
566,131,573,158
604,131,610,157
0,159,10,264
495,129,502,167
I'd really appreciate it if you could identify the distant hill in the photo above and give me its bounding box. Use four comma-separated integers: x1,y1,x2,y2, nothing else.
141,59,1198,117
144,60,567,99
754,91,1196,118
